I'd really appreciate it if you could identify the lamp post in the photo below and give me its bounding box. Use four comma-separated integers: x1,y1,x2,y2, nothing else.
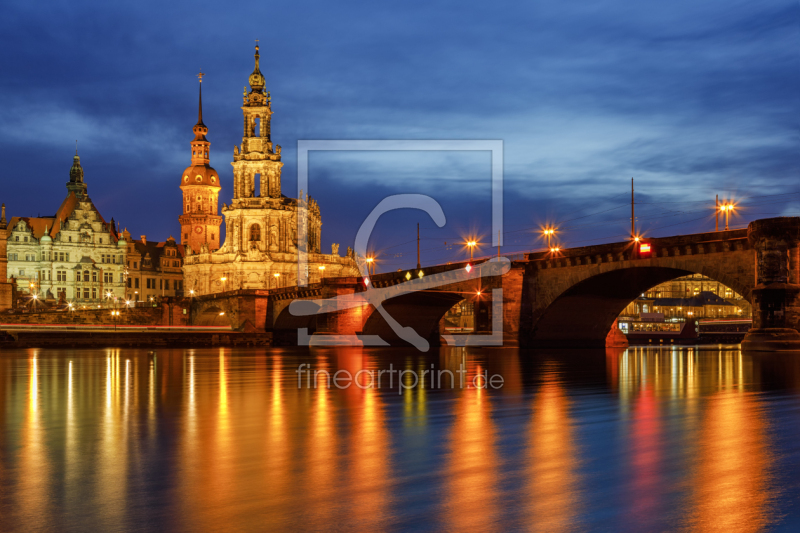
542,227,559,249
720,203,735,230
466,240,477,262
111,309,120,331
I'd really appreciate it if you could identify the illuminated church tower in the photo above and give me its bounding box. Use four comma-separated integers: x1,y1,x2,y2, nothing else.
182,46,358,296
231,43,284,200
179,73,222,253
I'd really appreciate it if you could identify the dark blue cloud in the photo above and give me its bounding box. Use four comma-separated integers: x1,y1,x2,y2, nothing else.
0,0,797,270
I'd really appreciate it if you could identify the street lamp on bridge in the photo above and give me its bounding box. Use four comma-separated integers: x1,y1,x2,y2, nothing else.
466,240,477,262
542,227,557,249
720,203,735,230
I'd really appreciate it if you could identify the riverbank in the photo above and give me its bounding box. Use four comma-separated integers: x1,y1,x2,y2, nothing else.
0,326,271,348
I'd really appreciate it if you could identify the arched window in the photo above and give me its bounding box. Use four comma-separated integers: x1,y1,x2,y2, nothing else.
250,224,261,242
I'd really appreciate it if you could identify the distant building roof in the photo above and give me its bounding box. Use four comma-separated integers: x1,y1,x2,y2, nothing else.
653,291,735,308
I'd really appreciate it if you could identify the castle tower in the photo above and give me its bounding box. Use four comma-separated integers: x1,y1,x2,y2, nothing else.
66,148,88,198
232,43,284,199
179,72,222,253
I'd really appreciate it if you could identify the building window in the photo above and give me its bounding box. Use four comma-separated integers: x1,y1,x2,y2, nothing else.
146,279,150,289
91,288,97,300
92,271,97,282
160,279,163,290
24,237,28,242
127,278,131,288
83,289,89,299
165,279,170,290
69,237,72,242
250,224,261,242
135,278,139,289
83,271,89,282
15,236,18,242
100,238,103,244
119,273,124,283
212,233,215,241
134,262,138,269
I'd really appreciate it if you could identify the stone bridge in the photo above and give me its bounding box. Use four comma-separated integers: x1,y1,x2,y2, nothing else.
190,217,800,351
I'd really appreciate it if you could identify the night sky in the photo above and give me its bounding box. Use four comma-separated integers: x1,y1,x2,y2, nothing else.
1,1,798,272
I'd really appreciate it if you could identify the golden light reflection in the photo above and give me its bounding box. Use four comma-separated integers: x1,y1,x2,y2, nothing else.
99,350,128,529
264,355,289,512
445,363,499,530
18,353,49,530
346,371,392,530
685,389,774,532
303,352,338,530
527,368,581,532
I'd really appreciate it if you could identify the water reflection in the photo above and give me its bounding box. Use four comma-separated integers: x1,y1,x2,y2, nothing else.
445,363,499,530
0,346,796,530
527,365,581,532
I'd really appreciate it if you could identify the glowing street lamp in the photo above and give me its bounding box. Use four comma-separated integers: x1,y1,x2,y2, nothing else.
111,309,120,331
318,265,325,279
542,227,557,248
466,240,477,262
720,203,735,230
366,256,375,276
273,272,281,288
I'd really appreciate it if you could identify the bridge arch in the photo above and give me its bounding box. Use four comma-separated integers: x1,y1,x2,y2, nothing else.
528,262,753,348
361,291,467,346
194,305,233,327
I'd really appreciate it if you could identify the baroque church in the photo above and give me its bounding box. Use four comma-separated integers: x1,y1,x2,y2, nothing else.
182,45,358,295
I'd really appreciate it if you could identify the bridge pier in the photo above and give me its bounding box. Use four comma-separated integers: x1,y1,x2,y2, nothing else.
742,218,800,352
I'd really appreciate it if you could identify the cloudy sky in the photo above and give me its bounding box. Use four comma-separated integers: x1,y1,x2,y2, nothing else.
1,0,798,271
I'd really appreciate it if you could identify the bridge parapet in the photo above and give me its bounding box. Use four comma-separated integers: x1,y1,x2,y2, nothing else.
526,229,748,269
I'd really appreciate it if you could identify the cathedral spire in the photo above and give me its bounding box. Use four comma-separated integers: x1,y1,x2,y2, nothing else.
192,73,209,147
197,71,205,126
248,41,266,93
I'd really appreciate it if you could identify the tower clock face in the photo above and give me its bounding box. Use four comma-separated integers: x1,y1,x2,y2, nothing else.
195,227,203,234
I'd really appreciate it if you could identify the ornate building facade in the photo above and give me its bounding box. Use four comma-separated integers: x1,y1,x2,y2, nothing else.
183,46,358,295
6,154,128,305
179,75,222,253
0,204,13,310
122,231,184,302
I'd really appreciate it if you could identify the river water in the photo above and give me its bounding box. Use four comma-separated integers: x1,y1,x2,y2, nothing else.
1,346,799,532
